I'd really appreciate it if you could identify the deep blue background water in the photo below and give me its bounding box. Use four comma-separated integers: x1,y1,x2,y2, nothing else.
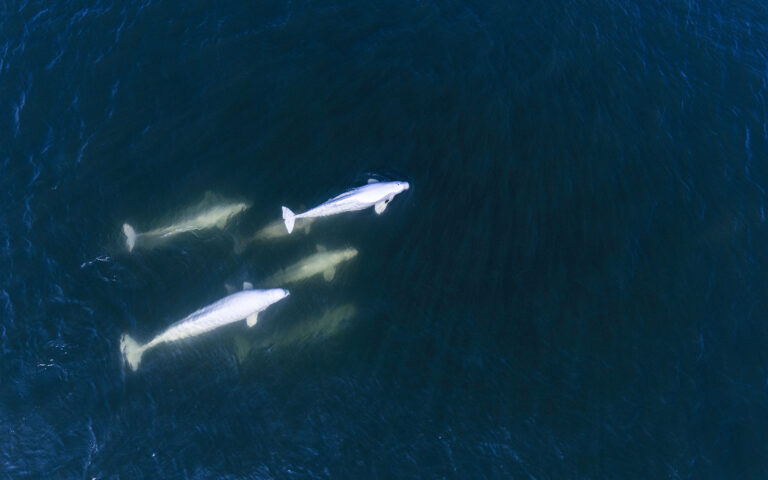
2,0,768,478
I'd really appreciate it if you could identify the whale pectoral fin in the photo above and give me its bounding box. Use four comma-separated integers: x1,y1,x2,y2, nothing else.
324,268,336,282
242,282,253,290
246,313,259,327
233,335,252,364
374,201,388,214
368,178,379,184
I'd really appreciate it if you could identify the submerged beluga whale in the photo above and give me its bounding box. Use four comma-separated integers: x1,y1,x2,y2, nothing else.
120,285,289,371
233,217,315,254
232,303,357,364
122,193,249,252
281,179,409,233
262,246,358,285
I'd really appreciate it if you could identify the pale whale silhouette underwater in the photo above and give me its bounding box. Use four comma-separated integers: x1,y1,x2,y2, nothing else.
122,193,249,252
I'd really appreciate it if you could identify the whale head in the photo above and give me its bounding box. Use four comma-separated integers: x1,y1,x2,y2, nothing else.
268,288,290,304
342,247,359,261
248,287,290,308
393,181,409,193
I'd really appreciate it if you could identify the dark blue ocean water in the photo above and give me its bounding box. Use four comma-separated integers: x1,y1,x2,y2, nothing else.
2,0,768,478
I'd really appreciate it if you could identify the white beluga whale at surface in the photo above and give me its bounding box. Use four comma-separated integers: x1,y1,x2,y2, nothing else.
122,192,250,252
120,285,289,371
281,179,409,233
263,245,358,285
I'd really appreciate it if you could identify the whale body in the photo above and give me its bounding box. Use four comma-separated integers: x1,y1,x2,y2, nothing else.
264,246,358,285
281,180,409,233
120,287,289,371
123,193,249,252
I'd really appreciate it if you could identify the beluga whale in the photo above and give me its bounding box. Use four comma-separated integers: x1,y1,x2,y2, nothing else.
122,192,250,252
233,217,315,254
232,303,357,364
263,245,358,285
281,179,409,233
120,285,289,371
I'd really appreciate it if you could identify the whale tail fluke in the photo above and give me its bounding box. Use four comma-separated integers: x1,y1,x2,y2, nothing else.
122,223,137,252
120,333,146,371
282,207,296,234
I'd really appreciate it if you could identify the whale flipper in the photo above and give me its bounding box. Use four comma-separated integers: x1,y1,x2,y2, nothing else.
282,206,296,234
232,235,247,255
323,268,336,282
246,313,259,327
374,201,388,214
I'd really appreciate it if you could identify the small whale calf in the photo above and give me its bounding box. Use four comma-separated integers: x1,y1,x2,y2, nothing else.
281,179,409,233
233,303,357,363
120,286,289,371
233,217,315,254
123,193,249,252
263,245,358,285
